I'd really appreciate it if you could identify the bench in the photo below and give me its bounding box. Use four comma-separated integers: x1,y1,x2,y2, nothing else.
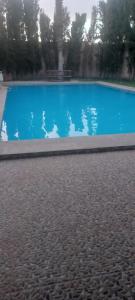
47,70,72,81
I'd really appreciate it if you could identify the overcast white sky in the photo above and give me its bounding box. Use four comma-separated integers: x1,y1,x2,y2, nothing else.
40,0,99,20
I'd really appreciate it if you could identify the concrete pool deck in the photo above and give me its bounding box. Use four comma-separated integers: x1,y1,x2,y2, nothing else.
0,81,135,160
1,151,135,299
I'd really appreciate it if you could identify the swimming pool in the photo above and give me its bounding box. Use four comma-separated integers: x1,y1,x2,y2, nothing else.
1,84,135,141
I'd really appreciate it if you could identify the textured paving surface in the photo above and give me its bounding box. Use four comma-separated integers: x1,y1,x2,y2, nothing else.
0,151,135,300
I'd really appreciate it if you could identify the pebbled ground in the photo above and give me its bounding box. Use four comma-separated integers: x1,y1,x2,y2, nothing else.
0,151,135,300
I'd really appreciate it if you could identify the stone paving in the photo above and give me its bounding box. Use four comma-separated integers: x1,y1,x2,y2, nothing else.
0,151,135,299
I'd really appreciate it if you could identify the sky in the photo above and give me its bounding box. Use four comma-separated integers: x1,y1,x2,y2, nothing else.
40,0,99,21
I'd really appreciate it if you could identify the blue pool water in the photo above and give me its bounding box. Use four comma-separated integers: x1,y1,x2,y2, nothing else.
1,84,135,141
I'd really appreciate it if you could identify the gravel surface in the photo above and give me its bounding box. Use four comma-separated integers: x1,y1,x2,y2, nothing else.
0,151,135,300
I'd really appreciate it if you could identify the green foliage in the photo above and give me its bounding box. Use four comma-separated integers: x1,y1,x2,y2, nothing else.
40,11,56,69
97,42,125,78
96,0,134,77
88,6,98,42
5,0,26,74
0,0,41,76
54,0,70,71
23,0,39,41
54,0,63,46
6,0,24,41
23,0,41,73
1,0,135,78
0,0,7,70
67,13,86,73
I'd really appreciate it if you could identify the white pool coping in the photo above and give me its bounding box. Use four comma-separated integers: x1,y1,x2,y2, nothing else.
3,80,135,92
98,81,135,92
3,80,95,86
0,86,7,127
0,81,135,160
0,134,135,160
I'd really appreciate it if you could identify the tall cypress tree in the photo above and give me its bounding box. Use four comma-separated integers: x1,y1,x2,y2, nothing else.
67,13,86,73
40,10,56,70
97,0,131,77
23,0,41,73
5,0,26,75
55,0,64,73
0,0,7,70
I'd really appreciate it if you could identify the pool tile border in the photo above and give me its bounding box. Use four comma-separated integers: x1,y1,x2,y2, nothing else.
98,81,135,92
3,80,135,92
3,80,95,86
0,81,135,160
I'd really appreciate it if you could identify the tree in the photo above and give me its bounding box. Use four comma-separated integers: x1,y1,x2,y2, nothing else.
126,0,135,77
88,6,98,42
23,0,41,73
67,13,86,74
0,0,135,79
53,3,70,70
5,0,26,75
40,10,56,70
62,7,70,42
6,0,24,41
96,0,129,77
54,0,64,73
0,0,7,70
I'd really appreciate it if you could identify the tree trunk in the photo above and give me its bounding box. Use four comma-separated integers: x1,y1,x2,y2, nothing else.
55,0,64,80
58,43,64,80
58,49,64,72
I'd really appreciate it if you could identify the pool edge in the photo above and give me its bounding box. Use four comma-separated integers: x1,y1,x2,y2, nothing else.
97,81,135,92
3,80,135,92
0,86,7,127
0,134,135,160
